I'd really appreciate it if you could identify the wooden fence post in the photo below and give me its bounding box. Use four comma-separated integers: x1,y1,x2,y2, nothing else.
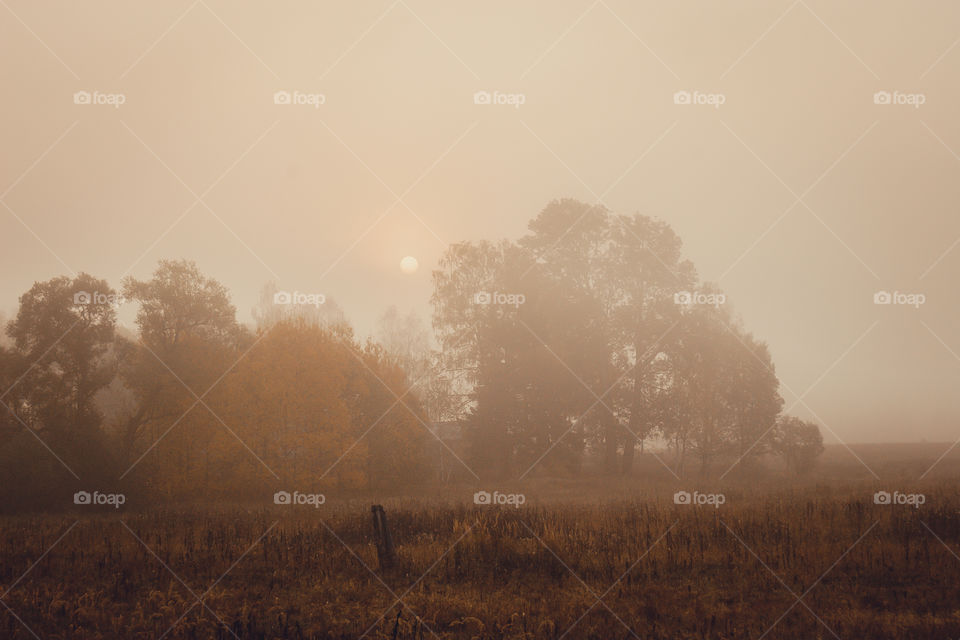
371,504,397,570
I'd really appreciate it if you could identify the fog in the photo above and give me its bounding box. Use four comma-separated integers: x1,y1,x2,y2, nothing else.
2,0,960,443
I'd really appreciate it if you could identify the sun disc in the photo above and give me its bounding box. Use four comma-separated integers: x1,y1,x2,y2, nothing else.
400,256,419,274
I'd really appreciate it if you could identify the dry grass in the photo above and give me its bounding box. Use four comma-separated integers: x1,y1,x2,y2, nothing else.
2,478,960,639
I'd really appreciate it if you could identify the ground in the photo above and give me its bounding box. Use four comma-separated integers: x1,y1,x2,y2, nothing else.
2,444,959,639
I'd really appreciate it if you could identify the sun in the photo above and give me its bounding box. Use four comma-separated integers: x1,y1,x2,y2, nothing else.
400,256,419,275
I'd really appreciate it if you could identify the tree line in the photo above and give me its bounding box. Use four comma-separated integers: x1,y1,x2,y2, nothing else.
0,261,430,511
0,199,823,511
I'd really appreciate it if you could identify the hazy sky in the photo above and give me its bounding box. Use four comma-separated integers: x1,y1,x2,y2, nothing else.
2,1,960,443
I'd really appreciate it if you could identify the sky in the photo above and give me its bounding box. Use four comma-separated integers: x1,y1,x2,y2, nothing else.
1,0,960,443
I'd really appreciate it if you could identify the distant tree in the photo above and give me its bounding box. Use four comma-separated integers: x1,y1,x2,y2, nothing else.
118,260,245,492
431,239,514,391
0,311,11,347
375,305,458,433
6,274,118,433
214,321,359,491
518,201,620,473
770,416,825,474
518,201,697,474
431,199,792,480
724,326,783,474
603,212,695,473
123,260,239,352
416,351,460,426
351,340,432,487
376,306,431,380
0,274,119,506
432,235,602,478
432,240,513,478
431,240,515,476
672,302,734,478
214,321,430,492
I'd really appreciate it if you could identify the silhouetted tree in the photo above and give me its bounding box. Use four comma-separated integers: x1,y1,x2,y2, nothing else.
0,274,119,507
770,416,825,474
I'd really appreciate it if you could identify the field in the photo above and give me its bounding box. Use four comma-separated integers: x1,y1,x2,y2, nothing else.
2,445,960,639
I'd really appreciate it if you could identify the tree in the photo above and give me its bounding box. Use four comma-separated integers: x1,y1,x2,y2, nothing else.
431,198,788,480
604,213,695,473
123,260,239,352
118,260,245,492
213,321,430,493
0,274,119,507
518,201,620,473
376,306,431,382
432,236,601,479
770,416,825,474
518,201,697,474
431,239,515,476
724,326,783,475
6,274,118,435
374,306,459,449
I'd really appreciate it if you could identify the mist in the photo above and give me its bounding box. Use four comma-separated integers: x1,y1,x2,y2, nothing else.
3,3,960,639
3,1,960,443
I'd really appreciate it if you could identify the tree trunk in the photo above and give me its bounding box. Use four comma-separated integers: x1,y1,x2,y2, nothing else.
621,431,636,474
602,402,619,474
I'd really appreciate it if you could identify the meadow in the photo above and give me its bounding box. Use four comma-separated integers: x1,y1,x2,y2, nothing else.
2,445,960,639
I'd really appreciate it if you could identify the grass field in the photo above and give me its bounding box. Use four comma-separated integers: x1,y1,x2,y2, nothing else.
2,445,960,639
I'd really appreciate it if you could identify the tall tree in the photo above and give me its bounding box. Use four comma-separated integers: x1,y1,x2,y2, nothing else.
376,306,431,381
606,213,695,473
117,260,244,486
0,274,119,504
431,198,797,480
